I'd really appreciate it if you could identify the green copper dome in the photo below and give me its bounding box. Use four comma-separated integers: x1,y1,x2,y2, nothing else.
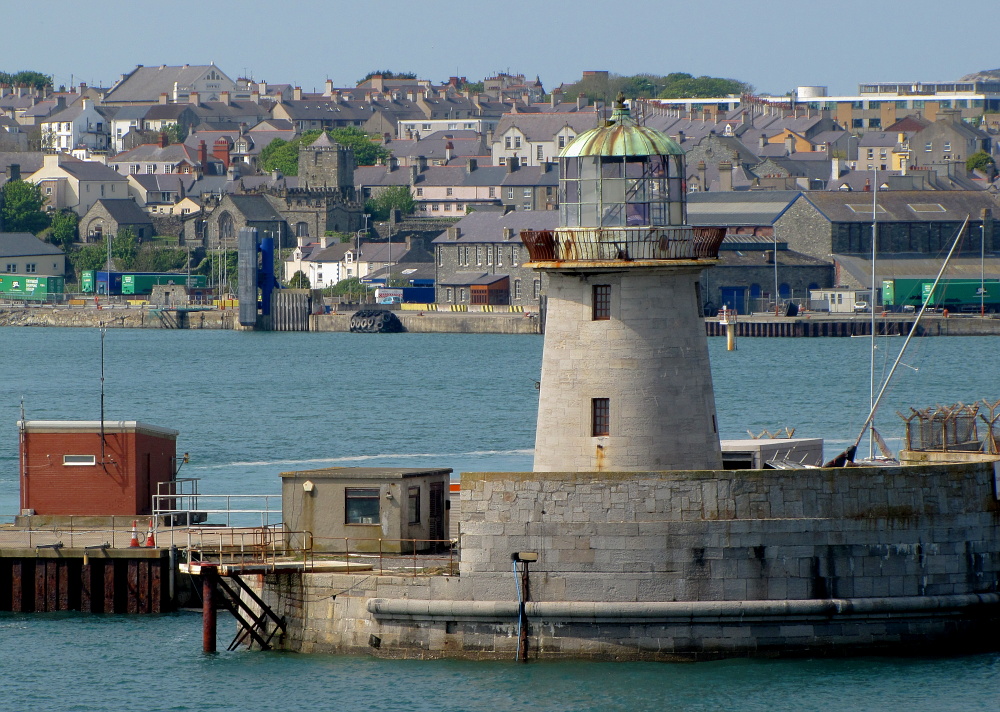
560,94,684,158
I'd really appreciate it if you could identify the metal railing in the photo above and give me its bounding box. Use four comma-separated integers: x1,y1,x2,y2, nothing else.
0,522,151,550
154,478,282,530
520,227,725,262
305,536,459,576
183,524,310,569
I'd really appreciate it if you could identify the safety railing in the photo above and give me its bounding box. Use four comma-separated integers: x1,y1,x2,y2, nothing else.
0,519,160,550
520,226,725,262
183,524,311,569
154,479,282,530
305,536,459,576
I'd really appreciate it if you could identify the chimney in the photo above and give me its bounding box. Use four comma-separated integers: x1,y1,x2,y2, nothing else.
409,165,418,185
541,161,552,173
863,178,871,192
415,155,427,172
293,87,302,101
320,234,330,249
697,160,707,190
675,130,684,145
502,228,514,241
445,141,453,162
447,227,461,240
387,156,398,172
198,140,208,170
189,91,199,105
159,92,168,105
759,134,768,151
159,132,168,148
324,79,334,96
297,234,308,248
507,155,519,172
250,90,260,103
577,94,586,110
466,157,477,172
764,250,775,264
7,163,20,182
719,161,734,191
220,91,231,106
784,134,795,155
550,92,558,108
258,81,267,95
831,156,843,182
213,138,231,170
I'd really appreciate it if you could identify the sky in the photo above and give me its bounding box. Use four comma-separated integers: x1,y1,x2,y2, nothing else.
9,0,1000,98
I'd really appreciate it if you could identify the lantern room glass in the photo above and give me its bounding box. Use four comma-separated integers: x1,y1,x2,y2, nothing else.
559,153,685,229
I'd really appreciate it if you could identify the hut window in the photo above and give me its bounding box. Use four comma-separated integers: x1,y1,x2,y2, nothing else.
408,487,420,524
345,488,380,524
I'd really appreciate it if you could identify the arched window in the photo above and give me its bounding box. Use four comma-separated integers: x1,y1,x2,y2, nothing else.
749,284,762,299
296,222,309,237
219,212,234,242
779,283,791,299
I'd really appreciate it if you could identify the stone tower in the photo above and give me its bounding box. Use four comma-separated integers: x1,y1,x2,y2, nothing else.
298,132,356,196
523,96,725,472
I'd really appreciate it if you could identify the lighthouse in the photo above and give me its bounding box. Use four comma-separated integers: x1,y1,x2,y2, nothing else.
522,95,725,472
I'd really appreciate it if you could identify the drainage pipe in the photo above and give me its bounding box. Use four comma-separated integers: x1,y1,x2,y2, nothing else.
368,593,1000,621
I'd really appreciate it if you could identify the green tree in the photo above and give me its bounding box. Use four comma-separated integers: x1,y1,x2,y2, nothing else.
289,270,310,288
131,245,189,272
49,210,78,250
0,70,52,89
328,276,369,302
258,130,321,176
67,243,110,277
161,123,188,144
259,128,388,175
328,127,390,166
111,228,138,270
364,185,416,220
967,149,996,175
1,180,50,234
560,72,751,102
357,70,417,85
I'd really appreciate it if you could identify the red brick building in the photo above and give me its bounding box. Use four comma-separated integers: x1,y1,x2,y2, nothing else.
18,421,179,516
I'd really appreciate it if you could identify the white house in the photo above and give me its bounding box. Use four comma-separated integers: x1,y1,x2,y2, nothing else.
39,99,109,153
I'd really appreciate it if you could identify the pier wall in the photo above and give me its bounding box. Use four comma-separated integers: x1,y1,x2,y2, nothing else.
0,307,235,329
251,460,1000,660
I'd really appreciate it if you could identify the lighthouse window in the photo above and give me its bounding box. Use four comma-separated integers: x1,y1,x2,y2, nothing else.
593,284,611,320
592,398,610,437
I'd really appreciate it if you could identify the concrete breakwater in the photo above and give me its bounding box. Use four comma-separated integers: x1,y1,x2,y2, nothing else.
0,306,235,329
245,457,1000,660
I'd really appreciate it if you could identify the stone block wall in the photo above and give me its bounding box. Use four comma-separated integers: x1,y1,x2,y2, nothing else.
459,464,1000,603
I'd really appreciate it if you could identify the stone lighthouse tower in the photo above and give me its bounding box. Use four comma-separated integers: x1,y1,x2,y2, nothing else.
522,95,725,472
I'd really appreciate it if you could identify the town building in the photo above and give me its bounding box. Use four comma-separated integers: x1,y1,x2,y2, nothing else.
0,232,65,276
80,199,155,242
432,208,556,307
28,154,130,215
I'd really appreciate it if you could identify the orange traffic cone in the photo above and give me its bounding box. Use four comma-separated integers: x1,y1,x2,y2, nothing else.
145,519,156,548
129,520,140,547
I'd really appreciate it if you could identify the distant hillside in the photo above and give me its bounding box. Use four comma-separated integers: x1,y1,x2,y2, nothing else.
960,69,1000,81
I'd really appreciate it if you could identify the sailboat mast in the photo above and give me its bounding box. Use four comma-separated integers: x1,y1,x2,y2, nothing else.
869,168,877,459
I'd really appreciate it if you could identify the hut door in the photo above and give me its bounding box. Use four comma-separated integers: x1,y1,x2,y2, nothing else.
429,482,445,541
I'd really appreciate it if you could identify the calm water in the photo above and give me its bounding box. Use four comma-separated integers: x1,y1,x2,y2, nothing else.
1,327,998,710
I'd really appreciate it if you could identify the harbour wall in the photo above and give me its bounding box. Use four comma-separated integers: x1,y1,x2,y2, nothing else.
0,306,236,329
248,460,1000,660
5,306,999,337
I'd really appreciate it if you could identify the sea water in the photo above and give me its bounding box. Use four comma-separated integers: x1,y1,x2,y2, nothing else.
1,327,998,710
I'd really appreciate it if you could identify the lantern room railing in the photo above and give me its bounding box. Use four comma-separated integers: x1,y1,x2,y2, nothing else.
520,227,725,262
